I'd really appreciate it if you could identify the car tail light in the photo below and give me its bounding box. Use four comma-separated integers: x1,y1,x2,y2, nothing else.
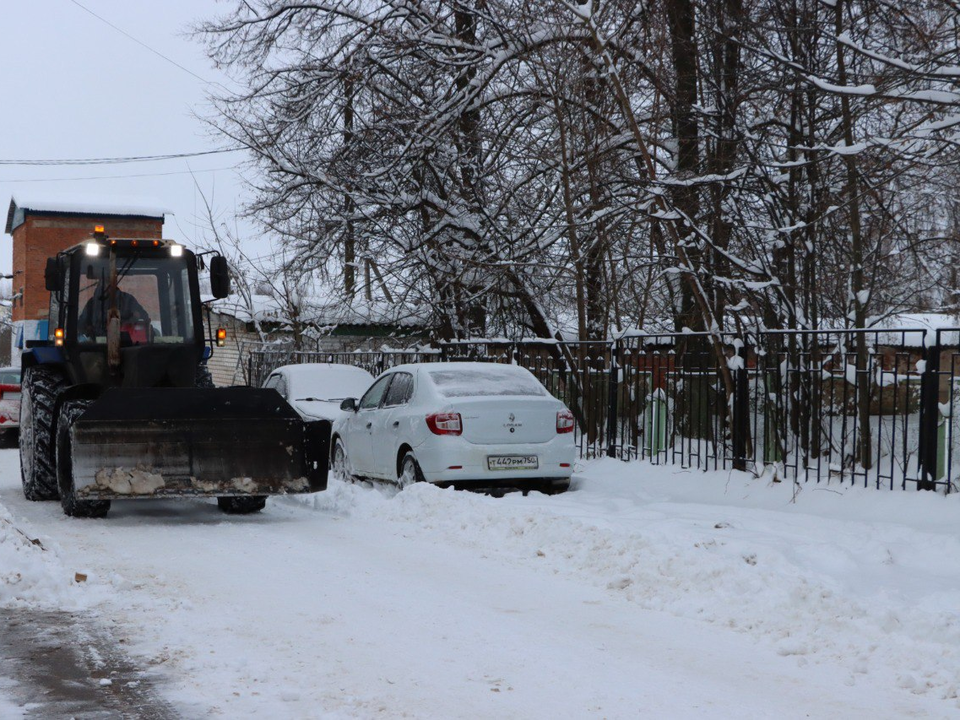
426,412,462,436
557,409,575,434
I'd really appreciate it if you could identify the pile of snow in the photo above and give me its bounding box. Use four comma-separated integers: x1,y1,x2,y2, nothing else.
2,451,959,714
293,462,960,703
0,504,98,610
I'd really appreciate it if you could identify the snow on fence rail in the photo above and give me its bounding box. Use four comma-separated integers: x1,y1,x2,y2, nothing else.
244,328,960,493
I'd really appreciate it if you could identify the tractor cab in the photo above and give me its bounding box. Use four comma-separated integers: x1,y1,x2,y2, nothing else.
43,228,228,388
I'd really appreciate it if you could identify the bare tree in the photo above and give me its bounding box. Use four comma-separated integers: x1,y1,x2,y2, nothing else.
194,0,960,353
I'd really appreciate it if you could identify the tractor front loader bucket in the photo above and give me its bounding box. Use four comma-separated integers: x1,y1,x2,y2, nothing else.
66,387,329,500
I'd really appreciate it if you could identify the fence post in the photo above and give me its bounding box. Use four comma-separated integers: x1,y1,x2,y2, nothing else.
606,341,620,458
918,331,941,490
732,341,749,471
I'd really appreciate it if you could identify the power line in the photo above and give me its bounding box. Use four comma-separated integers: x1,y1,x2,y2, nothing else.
65,0,214,86
0,148,242,166
0,166,238,183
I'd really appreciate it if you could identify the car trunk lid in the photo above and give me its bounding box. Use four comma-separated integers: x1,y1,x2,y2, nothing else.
453,397,559,445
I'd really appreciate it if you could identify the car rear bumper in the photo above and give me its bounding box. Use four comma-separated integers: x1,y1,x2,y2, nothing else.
433,477,571,495
415,435,575,483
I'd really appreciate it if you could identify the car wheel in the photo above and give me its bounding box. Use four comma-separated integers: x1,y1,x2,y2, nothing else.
398,452,424,489
20,366,66,501
331,438,351,482
333,438,355,482
543,479,571,495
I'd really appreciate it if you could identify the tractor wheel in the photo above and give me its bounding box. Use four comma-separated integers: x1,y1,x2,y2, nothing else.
57,401,110,519
19,366,67,501
217,496,267,514
196,365,215,388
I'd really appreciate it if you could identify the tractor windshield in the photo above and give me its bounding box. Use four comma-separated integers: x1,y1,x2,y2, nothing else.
76,255,196,345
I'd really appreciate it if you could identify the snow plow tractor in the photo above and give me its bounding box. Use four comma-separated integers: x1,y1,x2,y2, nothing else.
19,228,329,518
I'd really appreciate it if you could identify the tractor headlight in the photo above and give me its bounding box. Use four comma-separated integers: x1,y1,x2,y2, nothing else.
170,244,183,257
84,242,100,256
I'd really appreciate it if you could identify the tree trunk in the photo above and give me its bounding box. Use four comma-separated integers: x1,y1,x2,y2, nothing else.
834,0,872,470
666,0,701,334
342,73,356,298
454,2,487,337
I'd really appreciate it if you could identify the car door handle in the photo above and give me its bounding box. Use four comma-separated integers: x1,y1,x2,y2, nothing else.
392,421,400,428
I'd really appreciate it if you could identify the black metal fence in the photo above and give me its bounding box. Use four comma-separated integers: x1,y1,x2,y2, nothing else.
245,327,960,493
246,346,441,384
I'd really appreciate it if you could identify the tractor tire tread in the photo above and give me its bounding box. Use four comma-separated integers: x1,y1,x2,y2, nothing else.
57,400,110,518
20,366,67,501
217,496,267,514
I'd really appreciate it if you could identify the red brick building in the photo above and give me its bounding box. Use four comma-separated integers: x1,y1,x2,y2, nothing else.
5,195,167,358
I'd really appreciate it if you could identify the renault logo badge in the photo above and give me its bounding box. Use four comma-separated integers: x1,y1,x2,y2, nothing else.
508,413,515,422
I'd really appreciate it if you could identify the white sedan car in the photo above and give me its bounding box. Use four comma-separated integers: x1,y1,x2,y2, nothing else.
330,362,576,494
262,363,376,422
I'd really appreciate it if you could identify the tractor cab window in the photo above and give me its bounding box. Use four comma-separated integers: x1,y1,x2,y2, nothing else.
76,255,195,345
48,257,69,338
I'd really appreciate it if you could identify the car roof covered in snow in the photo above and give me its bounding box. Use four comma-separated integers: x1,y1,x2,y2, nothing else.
382,361,536,375
271,363,374,400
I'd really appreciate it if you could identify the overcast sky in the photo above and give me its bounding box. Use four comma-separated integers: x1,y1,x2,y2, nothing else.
0,0,252,275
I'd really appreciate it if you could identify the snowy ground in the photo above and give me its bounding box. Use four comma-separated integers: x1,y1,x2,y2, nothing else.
1,448,959,718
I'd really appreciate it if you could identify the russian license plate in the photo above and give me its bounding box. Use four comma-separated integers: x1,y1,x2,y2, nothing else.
487,455,538,471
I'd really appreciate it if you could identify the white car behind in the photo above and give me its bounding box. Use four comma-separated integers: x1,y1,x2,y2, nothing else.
331,362,576,494
262,363,376,422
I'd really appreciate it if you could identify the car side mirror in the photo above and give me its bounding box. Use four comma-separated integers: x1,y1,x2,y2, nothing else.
340,398,358,412
209,255,231,299
44,258,62,292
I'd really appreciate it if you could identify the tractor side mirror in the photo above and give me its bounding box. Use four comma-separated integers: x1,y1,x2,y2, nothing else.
209,256,231,299
44,259,62,292
340,398,358,412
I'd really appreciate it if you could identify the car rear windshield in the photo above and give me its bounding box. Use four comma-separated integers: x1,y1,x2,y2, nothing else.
428,367,546,397
290,367,372,401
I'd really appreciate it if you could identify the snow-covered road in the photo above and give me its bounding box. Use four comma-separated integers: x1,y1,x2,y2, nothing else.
2,448,959,718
